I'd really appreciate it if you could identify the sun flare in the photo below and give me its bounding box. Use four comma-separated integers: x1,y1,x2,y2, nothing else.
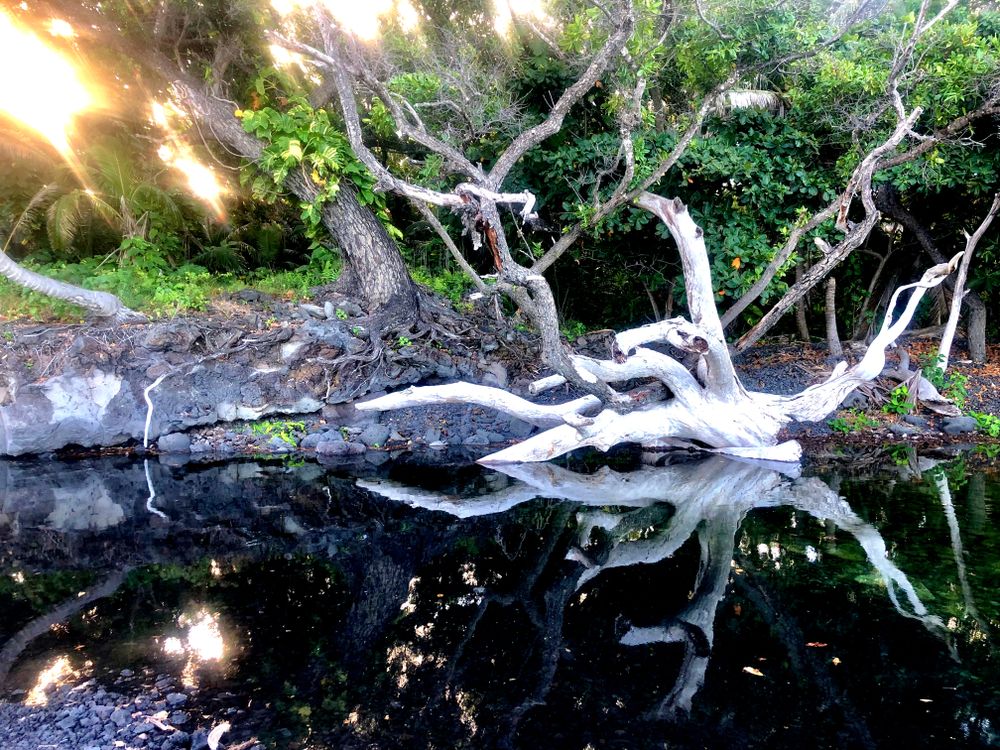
0,10,93,157
271,0,418,40
151,101,228,221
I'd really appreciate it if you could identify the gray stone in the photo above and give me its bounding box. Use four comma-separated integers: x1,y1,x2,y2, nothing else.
300,432,324,449
463,431,490,447
365,450,391,466
481,362,508,389
265,436,292,453
57,716,77,730
943,416,978,435
508,418,535,439
422,428,441,444
168,711,190,725
110,708,132,726
133,722,155,734
903,415,930,429
889,423,917,436
95,705,115,721
337,301,364,317
299,303,326,319
165,692,188,707
315,437,349,456
841,390,868,409
359,423,391,448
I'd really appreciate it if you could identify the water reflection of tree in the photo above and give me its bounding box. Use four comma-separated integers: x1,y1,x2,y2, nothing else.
362,456,968,748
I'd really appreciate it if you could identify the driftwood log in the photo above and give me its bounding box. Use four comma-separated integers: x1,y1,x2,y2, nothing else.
358,193,962,464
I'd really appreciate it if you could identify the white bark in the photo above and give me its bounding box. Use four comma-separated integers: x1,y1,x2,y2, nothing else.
0,249,142,321
358,193,959,465
937,193,1000,370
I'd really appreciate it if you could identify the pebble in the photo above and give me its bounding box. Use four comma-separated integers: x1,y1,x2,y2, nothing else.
0,673,249,750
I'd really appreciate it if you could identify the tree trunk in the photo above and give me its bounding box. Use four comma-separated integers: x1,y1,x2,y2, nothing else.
825,277,843,359
0,249,141,321
795,263,811,342
171,79,419,319
318,183,419,316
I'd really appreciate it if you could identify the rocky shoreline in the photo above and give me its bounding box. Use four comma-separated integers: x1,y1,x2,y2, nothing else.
1,666,260,750
0,290,997,461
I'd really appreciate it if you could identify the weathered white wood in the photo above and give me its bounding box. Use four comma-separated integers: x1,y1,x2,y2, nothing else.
938,193,1000,370
357,193,962,465
354,383,601,428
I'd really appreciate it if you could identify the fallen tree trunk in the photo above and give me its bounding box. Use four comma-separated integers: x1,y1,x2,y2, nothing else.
358,193,962,465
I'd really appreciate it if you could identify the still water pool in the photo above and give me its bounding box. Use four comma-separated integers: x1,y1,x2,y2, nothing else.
0,451,998,749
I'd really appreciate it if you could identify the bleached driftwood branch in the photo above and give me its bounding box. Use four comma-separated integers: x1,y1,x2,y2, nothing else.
358,192,960,465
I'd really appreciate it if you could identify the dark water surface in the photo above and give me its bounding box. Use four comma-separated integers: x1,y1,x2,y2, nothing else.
1,452,998,749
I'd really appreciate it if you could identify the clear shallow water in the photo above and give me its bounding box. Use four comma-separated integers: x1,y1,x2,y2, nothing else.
1,452,998,749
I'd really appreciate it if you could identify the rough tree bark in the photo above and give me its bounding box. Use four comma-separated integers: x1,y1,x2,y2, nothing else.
169,78,420,320
358,194,962,464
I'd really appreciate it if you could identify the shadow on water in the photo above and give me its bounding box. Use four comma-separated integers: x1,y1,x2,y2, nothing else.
0,451,998,749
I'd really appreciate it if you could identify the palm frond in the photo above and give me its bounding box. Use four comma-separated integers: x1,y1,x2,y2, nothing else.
8,183,62,244
132,183,184,226
46,191,87,251
88,143,138,201
87,193,122,227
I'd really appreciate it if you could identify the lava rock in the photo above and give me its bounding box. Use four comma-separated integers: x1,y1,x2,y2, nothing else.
157,432,192,454
359,423,391,448
943,416,978,435
841,390,869,409
300,432,325,449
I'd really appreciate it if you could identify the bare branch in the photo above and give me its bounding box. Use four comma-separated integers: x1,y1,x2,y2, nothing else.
412,201,487,293
487,0,635,187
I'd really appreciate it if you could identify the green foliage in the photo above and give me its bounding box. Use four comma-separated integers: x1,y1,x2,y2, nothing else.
408,268,475,305
969,411,1000,438
239,102,401,241
248,245,341,300
561,319,588,341
250,419,307,446
882,384,914,415
828,409,879,434
920,359,970,411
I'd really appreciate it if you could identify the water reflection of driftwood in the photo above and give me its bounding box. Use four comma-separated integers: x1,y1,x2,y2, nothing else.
0,569,130,691
361,457,946,744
